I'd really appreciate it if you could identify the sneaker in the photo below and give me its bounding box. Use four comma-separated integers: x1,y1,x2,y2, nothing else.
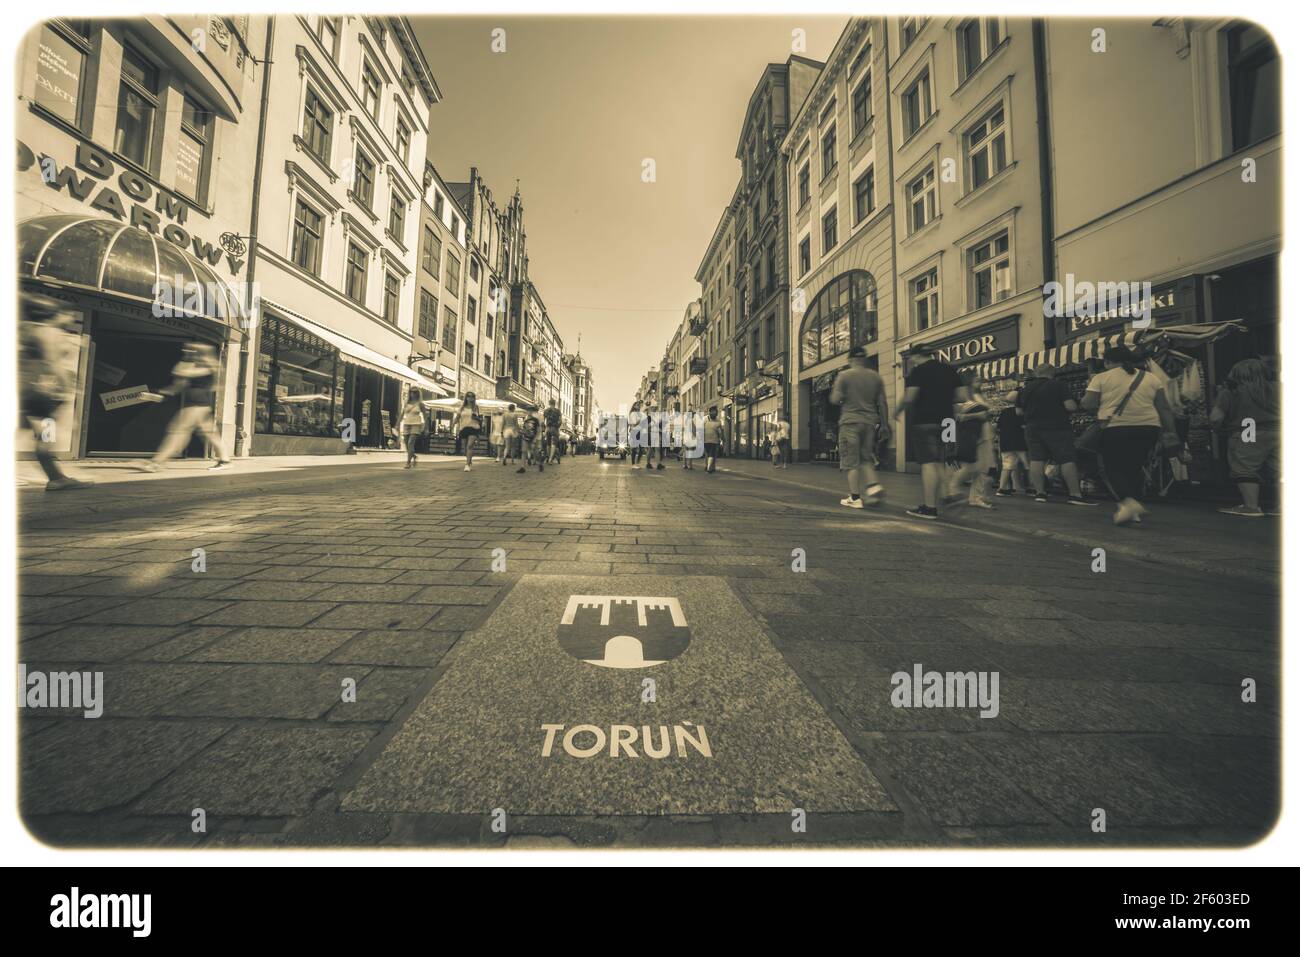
209,461,231,471
864,484,885,504
1067,496,1098,506
656,463,665,470
516,467,526,474
1113,500,1141,526
137,461,162,473
968,499,995,509
906,505,939,520
45,477,93,491
994,488,1012,497
1034,492,1049,503
1219,504,1264,518
403,463,412,470
840,496,864,509
464,465,471,472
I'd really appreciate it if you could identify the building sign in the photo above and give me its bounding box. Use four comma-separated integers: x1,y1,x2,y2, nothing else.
919,315,1020,369
34,26,82,125
557,595,690,669
16,139,244,276
1056,276,1199,340
100,385,158,411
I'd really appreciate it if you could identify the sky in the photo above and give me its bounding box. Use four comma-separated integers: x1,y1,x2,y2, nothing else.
412,15,845,412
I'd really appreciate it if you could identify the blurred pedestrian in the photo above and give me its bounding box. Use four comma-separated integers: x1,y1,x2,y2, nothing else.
499,403,519,466
139,341,230,472
399,393,426,469
995,392,1029,495
1211,357,1280,517
895,342,966,519
1018,364,1093,506
950,375,995,508
702,408,723,474
832,346,889,508
456,392,482,471
19,294,92,490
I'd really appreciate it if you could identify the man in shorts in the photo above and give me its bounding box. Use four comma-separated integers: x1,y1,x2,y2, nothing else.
543,399,562,465
831,345,889,508
499,403,519,466
895,342,967,520
518,408,543,473
1017,363,1092,505
701,408,724,473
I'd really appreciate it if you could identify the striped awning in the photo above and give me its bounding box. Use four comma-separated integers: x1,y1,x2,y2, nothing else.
972,330,1140,381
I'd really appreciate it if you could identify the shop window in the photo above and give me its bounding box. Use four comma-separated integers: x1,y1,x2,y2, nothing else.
968,230,1011,309
422,226,440,277
382,272,400,324
799,271,878,369
1225,22,1280,151
345,241,368,304
302,87,333,166
115,45,159,169
906,165,937,233
256,316,340,437
36,19,93,129
291,199,324,275
964,103,1007,191
418,289,438,339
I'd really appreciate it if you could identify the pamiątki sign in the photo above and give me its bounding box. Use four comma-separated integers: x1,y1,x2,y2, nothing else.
1055,276,1200,341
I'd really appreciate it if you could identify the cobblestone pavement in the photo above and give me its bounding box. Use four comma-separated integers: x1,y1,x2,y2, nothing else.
17,455,1279,848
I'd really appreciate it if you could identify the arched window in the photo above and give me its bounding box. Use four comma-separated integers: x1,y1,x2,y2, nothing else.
799,270,878,369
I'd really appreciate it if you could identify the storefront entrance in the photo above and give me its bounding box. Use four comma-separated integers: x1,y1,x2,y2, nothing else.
346,366,401,449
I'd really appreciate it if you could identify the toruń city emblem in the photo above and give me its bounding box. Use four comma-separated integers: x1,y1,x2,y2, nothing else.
557,595,691,669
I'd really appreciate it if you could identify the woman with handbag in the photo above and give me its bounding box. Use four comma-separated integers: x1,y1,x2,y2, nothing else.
456,392,483,471
1081,346,1178,526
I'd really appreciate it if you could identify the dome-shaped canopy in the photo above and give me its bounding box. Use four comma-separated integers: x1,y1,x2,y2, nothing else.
17,214,246,330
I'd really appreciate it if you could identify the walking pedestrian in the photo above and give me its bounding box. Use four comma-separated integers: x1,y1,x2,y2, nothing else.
894,343,965,519
138,341,230,472
19,294,92,490
832,345,890,509
994,395,1030,495
518,406,544,473
399,393,426,469
1018,364,1093,505
1210,357,1280,517
1080,345,1176,526
950,376,996,508
543,399,562,465
499,403,519,466
456,392,482,471
702,408,723,474
628,401,645,468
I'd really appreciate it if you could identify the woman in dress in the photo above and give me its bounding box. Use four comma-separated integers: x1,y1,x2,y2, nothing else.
456,392,483,471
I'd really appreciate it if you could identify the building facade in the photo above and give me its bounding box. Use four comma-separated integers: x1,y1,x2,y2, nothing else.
16,16,264,460
247,14,443,454
415,161,469,434
695,201,737,449
784,17,897,463
731,55,823,458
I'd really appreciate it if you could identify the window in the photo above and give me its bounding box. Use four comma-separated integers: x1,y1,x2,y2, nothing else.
361,60,381,121
464,341,475,366
115,46,159,168
255,316,341,438
850,42,871,78
965,104,1007,190
434,193,445,219
484,353,493,377
302,88,333,164
1226,23,1280,150
318,16,340,59
486,315,494,339
906,165,937,233
821,123,837,178
446,253,461,295
797,162,810,207
467,295,478,325
958,18,1003,82
799,236,811,276
422,226,441,277
176,98,213,202
969,230,1011,308
395,116,411,164
418,289,438,339
450,214,460,238
739,343,748,378
442,307,458,350
470,258,480,281
291,200,323,275
765,242,777,297
344,242,367,304
911,268,939,331
36,20,93,128
852,73,872,137
388,192,405,242
822,207,839,253
799,271,878,369
901,69,933,139
352,149,375,208
765,315,776,357
900,17,922,52
383,272,400,324
853,166,875,223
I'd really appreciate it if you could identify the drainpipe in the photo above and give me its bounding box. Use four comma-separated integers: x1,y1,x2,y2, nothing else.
234,15,275,457
1032,18,1057,347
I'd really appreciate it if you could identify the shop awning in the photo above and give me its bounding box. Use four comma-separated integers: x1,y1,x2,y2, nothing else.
18,214,247,331
972,330,1140,381
260,299,449,395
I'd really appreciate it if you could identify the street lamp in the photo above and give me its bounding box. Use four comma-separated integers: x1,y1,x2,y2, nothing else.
755,358,783,385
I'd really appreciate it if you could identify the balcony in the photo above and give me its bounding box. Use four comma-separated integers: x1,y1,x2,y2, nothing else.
689,356,707,376
689,316,707,336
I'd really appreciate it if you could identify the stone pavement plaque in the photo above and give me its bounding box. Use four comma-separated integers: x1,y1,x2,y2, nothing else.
342,574,893,816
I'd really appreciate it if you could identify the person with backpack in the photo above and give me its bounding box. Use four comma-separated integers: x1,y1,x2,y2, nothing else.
517,407,544,473
1017,364,1093,505
19,295,92,491
1081,345,1177,526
